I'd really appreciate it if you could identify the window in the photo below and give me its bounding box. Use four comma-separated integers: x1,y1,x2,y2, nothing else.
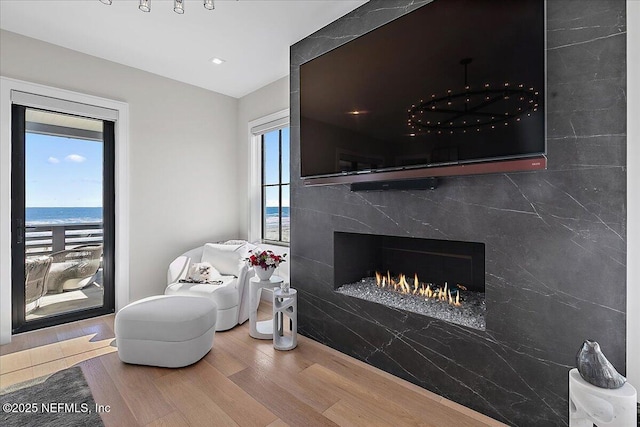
248,109,289,245
261,128,290,243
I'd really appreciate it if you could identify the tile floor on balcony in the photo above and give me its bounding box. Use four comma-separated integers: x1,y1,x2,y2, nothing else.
26,269,104,321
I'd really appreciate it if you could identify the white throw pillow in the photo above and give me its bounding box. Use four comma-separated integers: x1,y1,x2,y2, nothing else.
201,243,244,276
222,239,247,246
222,240,257,258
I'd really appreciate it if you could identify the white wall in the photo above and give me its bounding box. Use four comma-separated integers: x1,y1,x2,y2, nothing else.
236,76,290,239
626,0,639,398
0,30,241,303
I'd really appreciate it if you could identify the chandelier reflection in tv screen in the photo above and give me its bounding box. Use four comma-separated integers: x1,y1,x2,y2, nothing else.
407,58,540,136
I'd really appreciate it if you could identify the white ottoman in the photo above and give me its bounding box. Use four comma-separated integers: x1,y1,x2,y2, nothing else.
115,295,217,368
165,277,239,331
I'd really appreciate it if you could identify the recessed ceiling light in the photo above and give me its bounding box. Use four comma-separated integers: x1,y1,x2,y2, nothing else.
348,110,367,115
210,57,226,65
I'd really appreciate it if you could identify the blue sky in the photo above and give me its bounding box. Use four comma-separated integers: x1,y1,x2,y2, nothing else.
263,127,290,208
26,133,103,208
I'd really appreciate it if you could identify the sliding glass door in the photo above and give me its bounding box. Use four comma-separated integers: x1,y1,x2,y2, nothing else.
11,104,115,333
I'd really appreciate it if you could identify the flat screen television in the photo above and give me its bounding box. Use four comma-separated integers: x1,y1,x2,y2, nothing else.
299,0,546,186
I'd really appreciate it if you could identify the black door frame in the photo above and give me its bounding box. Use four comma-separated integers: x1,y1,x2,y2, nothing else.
11,104,27,329
11,104,116,334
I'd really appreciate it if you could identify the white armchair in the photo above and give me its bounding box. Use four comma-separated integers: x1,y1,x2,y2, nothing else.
166,240,256,331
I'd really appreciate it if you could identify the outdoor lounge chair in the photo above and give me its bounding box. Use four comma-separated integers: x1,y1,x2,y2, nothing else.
45,244,103,294
25,255,52,313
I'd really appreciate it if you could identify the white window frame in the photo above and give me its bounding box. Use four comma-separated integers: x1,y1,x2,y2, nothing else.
0,77,130,344
247,109,290,244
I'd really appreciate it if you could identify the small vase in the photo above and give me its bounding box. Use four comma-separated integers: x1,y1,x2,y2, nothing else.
255,265,276,281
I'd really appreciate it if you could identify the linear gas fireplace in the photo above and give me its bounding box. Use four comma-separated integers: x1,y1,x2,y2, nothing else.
334,232,486,330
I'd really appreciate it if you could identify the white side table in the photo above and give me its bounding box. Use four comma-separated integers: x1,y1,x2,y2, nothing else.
568,368,637,427
273,288,297,351
249,275,283,339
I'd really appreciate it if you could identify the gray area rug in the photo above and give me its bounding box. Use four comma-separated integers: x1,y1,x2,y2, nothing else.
1,366,104,427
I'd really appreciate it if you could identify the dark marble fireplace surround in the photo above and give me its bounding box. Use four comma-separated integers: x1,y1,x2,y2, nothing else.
290,1,626,426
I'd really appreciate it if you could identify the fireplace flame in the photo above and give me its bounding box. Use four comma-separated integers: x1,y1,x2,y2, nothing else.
374,272,463,307
399,274,410,293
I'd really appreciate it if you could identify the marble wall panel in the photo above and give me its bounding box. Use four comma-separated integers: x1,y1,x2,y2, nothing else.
290,1,626,425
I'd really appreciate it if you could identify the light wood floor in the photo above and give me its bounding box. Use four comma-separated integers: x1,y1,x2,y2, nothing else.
1,303,506,427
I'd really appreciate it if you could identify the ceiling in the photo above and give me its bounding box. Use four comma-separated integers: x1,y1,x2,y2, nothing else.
0,0,368,98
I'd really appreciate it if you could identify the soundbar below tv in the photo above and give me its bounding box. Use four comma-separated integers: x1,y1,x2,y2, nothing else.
302,156,546,187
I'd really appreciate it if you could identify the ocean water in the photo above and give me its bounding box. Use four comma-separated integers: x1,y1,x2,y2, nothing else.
26,206,284,226
265,207,290,225
26,207,103,225
265,206,290,219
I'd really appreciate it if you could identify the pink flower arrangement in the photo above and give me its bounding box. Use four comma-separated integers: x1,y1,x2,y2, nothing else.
245,250,286,270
